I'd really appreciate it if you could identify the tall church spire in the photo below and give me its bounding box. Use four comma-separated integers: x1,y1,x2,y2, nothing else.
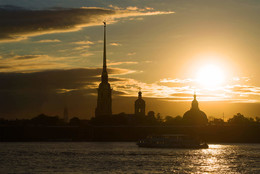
102,21,108,83
95,22,112,117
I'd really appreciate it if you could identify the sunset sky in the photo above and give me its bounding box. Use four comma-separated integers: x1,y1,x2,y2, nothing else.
0,0,260,119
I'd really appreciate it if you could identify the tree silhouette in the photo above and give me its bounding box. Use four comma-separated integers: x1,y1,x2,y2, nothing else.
228,113,254,125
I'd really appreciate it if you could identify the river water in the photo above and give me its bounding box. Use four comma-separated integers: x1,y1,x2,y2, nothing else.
0,142,259,173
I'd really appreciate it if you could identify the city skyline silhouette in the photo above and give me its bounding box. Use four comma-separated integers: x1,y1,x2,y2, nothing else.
0,2,259,173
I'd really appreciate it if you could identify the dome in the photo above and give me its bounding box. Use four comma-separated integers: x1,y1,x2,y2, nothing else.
183,109,208,125
183,93,208,125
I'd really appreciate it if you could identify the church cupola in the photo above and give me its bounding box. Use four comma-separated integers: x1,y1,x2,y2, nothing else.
191,92,199,110
138,91,142,98
135,90,145,116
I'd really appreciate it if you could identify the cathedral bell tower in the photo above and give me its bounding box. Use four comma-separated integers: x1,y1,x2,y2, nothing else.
135,90,145,116
95,22,112,117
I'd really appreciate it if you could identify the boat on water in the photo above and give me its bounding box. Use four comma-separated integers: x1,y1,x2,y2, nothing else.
137,134,208,149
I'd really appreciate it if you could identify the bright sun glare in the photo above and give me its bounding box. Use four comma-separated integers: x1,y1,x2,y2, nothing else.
197,64,225,88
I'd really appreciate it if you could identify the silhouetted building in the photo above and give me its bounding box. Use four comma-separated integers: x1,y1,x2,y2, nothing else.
31,114,60,126
63,106,69,122
183,93,208,125
135,90,145,116
95,22,112,117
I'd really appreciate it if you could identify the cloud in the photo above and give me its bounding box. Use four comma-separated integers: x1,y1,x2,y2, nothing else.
158,78,196,87
108,76,260,104
0,52,138,73
72,40,94,50
129,17,144,21
0,54,71,72
0,7,113,42
127,52,136,56
0,68,129,118
1,53,258,103
227,85,260,96
145,7,154,10
73,45,90,50
80,53,94,57
108,5,122,10
109,42,121,46
14,55,43,60
0,6,174,42
1,67,260,119
0,68,127,91
108,61,138,66
36,39,61,43
73,40,94,45
126,6,139,11
0,67,142,118
160,78,194,83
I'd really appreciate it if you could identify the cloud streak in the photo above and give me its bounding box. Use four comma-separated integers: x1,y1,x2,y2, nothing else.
0,6,174,42
73,40,94,45
110,42,121,46
36,39,61,43
107,61,138,66
0,54,70,72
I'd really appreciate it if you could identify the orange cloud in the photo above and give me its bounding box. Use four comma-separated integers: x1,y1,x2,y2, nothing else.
108,61,138,66
73,40,94,45
36,39,61,43
110,42,122,46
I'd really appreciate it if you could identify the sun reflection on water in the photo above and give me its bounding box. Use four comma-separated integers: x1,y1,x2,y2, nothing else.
198,144,231,173
209,144,223,149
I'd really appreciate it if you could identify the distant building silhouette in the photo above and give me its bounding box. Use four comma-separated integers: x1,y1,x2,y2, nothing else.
135,90,145,116
95,22,112,117
183,93,208,125
63,106,69,122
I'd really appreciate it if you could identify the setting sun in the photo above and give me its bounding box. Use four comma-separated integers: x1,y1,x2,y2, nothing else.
197,64,225,88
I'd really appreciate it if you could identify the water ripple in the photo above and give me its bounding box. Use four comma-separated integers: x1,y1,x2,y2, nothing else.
0,142,259,173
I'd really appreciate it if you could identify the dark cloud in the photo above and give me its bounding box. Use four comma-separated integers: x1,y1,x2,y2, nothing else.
0,66,11,69
15,55,42,60
0,68,128,119
0,68,128,91
0,6,115,41
0,5,173,42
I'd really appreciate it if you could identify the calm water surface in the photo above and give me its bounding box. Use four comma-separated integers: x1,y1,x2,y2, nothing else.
0,142,259,173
